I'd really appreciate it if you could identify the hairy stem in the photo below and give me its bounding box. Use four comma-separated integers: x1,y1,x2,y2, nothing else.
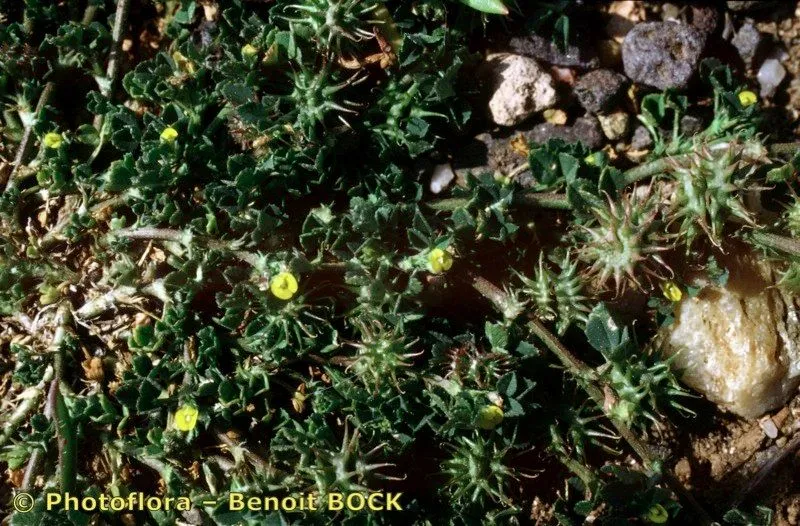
750,231,800,257
4,82,55,193
471,274,713,525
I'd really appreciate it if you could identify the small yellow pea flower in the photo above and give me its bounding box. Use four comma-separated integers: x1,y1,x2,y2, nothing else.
241,44,258,58
270,271,299,300
43,132,62,149
659,281,683,303
428,248,453,274
738,90,758,108
476,404,504,430
160,127,179,143
174,405,199,432
644,503,669,524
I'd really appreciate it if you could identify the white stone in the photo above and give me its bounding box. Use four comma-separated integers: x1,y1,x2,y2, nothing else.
660,262,800,419
487,53,556,127
429,163,455,194
758,58,786,98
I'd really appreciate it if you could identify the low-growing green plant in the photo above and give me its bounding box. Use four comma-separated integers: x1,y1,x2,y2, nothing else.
0,1,794,525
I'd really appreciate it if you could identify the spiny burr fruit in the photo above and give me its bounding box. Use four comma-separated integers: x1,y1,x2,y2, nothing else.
576,187,670,293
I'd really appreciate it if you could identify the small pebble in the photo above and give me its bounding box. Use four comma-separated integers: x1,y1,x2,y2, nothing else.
680,115,703,137
630,124,653,150
574,69,628,113
507,34,599,69
731,22,763,68
429,164,455,194
598,112,630,141
757,58,786,98
759,417,779,439
543,109,568,125
526,116,605,149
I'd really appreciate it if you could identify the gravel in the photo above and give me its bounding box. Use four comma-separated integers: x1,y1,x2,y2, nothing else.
507,34,599,69
598,112,630,141
485,53,557,126
622,21,705,90
732,22,764,67
758,58,786,98
630,124,654,150
574,69,628,113
525,116,605,149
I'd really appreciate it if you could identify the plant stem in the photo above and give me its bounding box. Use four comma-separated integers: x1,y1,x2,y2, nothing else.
427,192,571,212
750,231,800,257
19,303,72,491
430,140,794,214
4,82,55,193
0,366,54,449
105,0,130,99
471,274,714,525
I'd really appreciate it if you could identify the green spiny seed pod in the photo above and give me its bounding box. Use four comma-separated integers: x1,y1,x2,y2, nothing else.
517,253,556,322
668,143,755,249
517,251,589,334
603,354,693,430
442,433,515,506
345,321,420,391
576,188,670,293
446,345,511,389
783,196,800,237
553,250,590,335
282,0,382,51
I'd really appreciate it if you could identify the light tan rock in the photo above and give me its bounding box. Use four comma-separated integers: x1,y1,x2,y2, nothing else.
660,259,800,419
486,53,556,127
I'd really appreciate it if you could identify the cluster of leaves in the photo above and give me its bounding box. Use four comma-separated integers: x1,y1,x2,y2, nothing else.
0,1,795,525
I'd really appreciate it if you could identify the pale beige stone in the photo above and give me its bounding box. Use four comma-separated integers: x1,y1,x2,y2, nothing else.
661,260,800,419
486,53,556,127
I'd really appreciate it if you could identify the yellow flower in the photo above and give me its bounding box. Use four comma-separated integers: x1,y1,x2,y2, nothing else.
241,44,258,58
476,405,504,430
660,281,683,303
644,504,669,524
270,271,299,300
43,132,62,149
160,127,179,143
428,248,453,274
738,90,758,108
174,405,199,432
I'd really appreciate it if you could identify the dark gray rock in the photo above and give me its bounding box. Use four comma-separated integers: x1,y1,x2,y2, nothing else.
622,22,705,90
680,115,703,137
452,118,604,184
727,1,773,11
630,125,654,150
507,34,599,69
525,116,604,149
574,69,628,113
731,22,763,67
690,5,720,42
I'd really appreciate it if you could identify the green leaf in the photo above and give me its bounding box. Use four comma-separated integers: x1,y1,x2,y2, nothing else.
459,0,509,15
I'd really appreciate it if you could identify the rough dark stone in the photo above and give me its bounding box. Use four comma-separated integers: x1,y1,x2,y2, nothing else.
525,116,604,149
622,22,705,90
680,115,703,137
690,5,720,42
452,118,604,183
630,125,654,150
574,69,628,113
726,1,774,11
731,22,763,67
507,34,599,69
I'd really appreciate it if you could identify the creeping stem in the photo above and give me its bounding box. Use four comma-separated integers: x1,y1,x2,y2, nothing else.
430,141,800,213
470,274,713,525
